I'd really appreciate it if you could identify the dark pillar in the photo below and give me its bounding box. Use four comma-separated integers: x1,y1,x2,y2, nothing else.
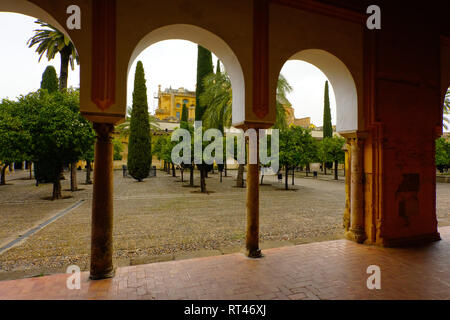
246,132,262,258
90,123,115,280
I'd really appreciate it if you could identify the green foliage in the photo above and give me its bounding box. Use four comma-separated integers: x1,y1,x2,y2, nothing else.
200,72,291,131
201,72,232,133
181,104,188,123
113,138,124,161
318,136,345,164
195,45,214,121
36,66,64,182
436,137,450,169
279,126,316,169
127,61,152,181
27,20,79,90
323,81,333,139
275,74,292,130
0,100,31,167
116,110,158,139
152,135,174,164
40,66,59,93
443,88,449,130
19,90,95,182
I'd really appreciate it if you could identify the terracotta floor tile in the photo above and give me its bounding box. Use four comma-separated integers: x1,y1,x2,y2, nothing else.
0,226,449,300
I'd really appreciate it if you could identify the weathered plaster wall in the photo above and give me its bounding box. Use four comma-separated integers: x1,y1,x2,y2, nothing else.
373,2,442,245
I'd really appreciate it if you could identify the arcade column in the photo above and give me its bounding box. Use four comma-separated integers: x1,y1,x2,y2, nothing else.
246,131,262,258
90,123,115,280
346,137,366,243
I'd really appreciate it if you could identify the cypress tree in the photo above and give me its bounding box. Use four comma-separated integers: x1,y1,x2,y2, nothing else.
181,103,188,123
40,66,59,93
323,80,332,138
35,66,60,183
323,80,333,173
216,60,221,74
127,61,152,182
195,45,213,121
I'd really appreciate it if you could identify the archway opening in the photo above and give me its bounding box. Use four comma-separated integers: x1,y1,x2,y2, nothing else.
259,50,357,247
108,25,255,270
288,49,358,133
127,24,245,126
0,8,85,281
436,86,450,228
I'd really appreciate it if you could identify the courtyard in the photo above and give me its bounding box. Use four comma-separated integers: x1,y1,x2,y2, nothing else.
0,168,449,282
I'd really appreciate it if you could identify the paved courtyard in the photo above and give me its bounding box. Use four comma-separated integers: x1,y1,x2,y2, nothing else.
0,168,449,282
0,226,449,300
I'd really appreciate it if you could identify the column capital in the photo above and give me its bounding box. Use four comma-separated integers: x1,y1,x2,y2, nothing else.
339,130,369,140
93,123,114,141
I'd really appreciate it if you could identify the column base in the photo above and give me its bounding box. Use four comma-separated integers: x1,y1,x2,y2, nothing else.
345,228,367,243
89,267,115,280
381,232,441,247
246,248,263,258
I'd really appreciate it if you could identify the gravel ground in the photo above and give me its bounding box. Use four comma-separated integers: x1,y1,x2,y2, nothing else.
0,169,448,280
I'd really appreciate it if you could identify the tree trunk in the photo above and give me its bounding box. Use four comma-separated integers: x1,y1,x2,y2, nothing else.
86,160,92,184
324,162,327,175
285,166,289,190
0,164,8,185
181,168,184,182
52,166,62,200
200,165,207,193
220,170,223,183
70,161,78,191
172,163,176,177
236,164,245,188
190,164,194,186
59,49,70,91
334,160,338,180
260,171,264,185
292,167,295,185
224,162,228,177
306,163,310,177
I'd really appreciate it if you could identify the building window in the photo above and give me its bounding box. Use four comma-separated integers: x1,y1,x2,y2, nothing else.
176,103,181,108
176,112,180,119
183,99,189,105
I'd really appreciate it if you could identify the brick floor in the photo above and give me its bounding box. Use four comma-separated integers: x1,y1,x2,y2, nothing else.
0,226,449,300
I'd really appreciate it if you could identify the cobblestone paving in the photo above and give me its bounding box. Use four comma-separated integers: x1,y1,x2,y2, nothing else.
0,169,448,281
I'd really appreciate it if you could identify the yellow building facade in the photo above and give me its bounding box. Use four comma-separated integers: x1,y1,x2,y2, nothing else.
155,85,196,121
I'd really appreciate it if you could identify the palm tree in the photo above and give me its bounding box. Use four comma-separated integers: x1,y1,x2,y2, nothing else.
200,72,292,187
201,72,291,130
28,20,80,191
27,20,79,90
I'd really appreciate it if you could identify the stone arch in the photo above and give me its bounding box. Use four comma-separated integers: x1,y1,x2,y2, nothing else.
280,49,358,133
127,24,245,125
